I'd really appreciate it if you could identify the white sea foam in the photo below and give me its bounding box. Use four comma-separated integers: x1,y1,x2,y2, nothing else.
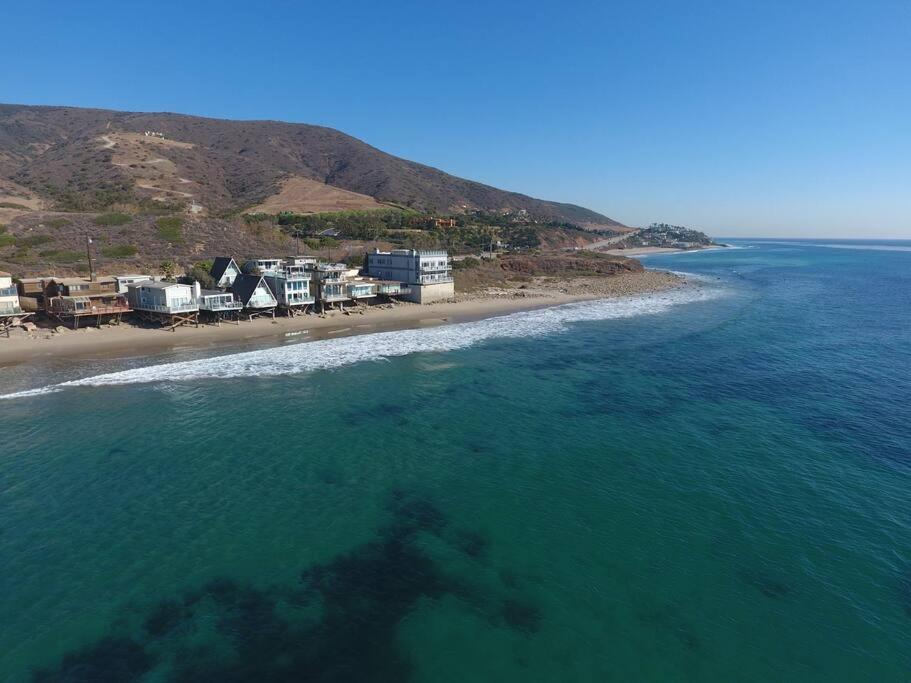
0,285,724,400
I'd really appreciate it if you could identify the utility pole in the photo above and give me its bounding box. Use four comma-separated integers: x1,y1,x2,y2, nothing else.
86,235,97,282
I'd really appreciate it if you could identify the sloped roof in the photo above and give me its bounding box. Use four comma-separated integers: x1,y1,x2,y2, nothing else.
231,273,276,307
210,257,239,282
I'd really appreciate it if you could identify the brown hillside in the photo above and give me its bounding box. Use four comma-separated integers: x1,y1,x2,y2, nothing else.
0,103,624,228
249,176,388,214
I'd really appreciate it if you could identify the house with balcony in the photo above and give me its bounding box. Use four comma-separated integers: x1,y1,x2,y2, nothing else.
264,263,315,315
230,273,277,319
364,249,454,303
126,281,200,330
346,280,377,301
242,258,283,276
0,272,22,316
309,263,351,310
198,289,242,324
0,271,30,336
210,257,242,288
45,277,132,329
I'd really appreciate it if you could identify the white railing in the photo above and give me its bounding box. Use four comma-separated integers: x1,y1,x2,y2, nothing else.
417,275,454,284
136,302,199,313
201,301,242,311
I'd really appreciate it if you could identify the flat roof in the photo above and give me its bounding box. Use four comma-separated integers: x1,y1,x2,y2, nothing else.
53,277,117,285
128,280,185,289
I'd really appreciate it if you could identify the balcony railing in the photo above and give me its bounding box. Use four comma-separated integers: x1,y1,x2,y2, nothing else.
200,300,242,312
0,305,24,316
52,304,132,315
135,302,198,313
417,275,454,284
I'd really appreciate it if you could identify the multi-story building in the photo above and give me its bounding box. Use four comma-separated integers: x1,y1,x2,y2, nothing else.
264,262,316,315
309,263,351,309
364,249,454,303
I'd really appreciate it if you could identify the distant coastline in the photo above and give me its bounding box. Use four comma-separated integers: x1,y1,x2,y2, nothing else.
598,245,729,257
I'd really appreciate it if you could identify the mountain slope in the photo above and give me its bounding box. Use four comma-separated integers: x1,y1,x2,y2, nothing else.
0,103,623,228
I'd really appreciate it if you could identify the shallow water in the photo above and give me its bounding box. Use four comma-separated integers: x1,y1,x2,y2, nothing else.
1,240,910,681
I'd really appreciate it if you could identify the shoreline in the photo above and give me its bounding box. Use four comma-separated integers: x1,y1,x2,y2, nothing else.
0,271,684,367
597,245,728,257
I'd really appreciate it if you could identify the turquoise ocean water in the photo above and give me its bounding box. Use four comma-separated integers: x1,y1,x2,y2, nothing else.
1,239,910,681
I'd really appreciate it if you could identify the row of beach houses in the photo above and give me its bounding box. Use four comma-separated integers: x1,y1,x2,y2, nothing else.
0,249,454,334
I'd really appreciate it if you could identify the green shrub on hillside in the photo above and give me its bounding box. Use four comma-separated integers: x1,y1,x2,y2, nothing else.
101,245,138,258
0,234,15,247
94,212,132,226
16,234,54,247
156,216,184,243
38,249,84,263
0,202,31,210
45,218,72,229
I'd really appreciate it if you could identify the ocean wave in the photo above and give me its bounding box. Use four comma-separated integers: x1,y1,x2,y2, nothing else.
0,285,724,400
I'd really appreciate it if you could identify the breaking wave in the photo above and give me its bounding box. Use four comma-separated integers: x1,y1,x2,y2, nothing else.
0,285,724,400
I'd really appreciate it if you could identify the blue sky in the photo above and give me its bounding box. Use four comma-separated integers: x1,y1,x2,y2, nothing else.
1,0,909,237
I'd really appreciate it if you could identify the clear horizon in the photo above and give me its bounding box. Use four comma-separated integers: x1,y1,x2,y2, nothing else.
1,0,909,238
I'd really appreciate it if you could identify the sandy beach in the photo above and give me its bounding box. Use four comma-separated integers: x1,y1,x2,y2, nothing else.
0,271,683,366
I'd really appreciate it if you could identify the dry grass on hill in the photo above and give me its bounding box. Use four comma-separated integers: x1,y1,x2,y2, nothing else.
248,176,387,214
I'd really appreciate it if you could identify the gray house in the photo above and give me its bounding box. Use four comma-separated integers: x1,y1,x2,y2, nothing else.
126,281,200,330
364,249,453,303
